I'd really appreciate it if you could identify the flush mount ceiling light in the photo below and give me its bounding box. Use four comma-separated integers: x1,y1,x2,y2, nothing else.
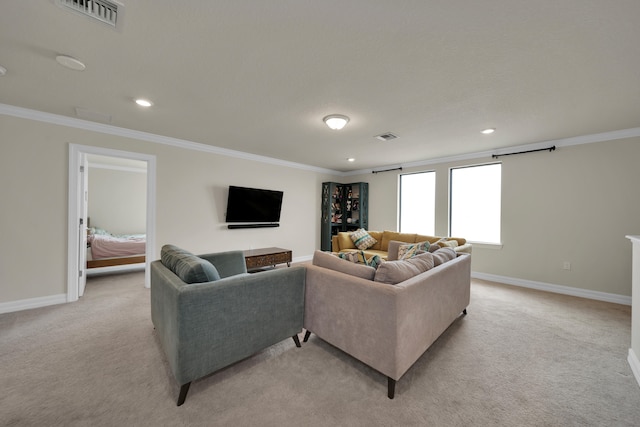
347,158,355,162
55,55,86,71
323,114,350,130
135,98,153,107
481,128,496,134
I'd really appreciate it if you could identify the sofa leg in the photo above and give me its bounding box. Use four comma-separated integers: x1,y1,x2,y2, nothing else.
303,330,311,342
177,382,191,406
462,308,467,315
292,335,301,348
388,377,396,399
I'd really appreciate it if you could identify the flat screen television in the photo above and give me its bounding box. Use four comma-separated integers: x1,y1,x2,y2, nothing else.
226,186,284,224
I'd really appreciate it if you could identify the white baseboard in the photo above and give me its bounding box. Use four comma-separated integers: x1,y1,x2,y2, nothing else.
471,271,632,306
629,349,640,388
0,293,67,314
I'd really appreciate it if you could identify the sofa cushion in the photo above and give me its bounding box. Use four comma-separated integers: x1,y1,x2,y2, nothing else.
350,228,377,250
313,250,376,280
373,252,435,285
432,247,457,266
397,241,431,260
161,244,221,284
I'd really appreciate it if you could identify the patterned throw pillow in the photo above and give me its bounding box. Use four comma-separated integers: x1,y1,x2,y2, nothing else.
336,251,383,269
397,241,430,260
366,254,384,269
436,238,458,248
350,229,377,250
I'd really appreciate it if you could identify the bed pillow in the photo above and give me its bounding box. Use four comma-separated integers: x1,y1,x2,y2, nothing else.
350,229,377,250
373,252,435,285
161,244,220,284
312,250,376,280
432,247,457,266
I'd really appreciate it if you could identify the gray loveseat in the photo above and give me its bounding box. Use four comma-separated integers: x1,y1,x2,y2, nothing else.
151,245,305,405
303,246,471,398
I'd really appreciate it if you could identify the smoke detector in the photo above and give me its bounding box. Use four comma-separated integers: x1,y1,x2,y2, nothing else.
375,132,399,142
55,0,123,29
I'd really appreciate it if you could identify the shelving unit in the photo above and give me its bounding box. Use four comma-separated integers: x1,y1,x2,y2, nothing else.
321,182,368,251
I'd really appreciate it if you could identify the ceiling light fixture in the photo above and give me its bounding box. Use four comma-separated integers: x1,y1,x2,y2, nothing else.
0,65,6,76
347,158,355,162
481,128,496,134
323,114,350,130
135,98,153,107
55,55,86,71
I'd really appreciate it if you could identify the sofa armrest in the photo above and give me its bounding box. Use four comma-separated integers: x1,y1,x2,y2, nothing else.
198,250,247,277
331,235,340,252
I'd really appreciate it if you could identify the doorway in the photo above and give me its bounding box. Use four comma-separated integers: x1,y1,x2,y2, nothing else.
67,144,156,302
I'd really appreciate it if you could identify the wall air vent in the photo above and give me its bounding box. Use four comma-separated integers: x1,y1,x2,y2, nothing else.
375,132,399,142
55,0,121,28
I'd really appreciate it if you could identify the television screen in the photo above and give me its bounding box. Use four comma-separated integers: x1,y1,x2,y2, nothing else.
226,186,284,223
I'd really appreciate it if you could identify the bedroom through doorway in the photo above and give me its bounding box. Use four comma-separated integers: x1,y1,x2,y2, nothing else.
68,144,156,303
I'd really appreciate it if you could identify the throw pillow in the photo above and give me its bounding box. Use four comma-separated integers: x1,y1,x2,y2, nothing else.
432,247,457,266
366,254,384,269
373,252,435,285
313,250,376,280
428,244,441,253
397,241,431,260
436,238,458,248
350,229,377,250
335,251,383,269
160,244,220,284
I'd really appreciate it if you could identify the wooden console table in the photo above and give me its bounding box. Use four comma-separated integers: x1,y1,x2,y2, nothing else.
244,247,292,270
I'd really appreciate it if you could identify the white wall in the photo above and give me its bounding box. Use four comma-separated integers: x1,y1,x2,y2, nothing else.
348,137,640,298
0,114,334,304
88,167,147,234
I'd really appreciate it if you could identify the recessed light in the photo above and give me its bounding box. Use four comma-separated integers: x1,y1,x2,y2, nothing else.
481,128,496,134
347,158,355,162
135,99,153,107
55,55,86,71
0,65,6,76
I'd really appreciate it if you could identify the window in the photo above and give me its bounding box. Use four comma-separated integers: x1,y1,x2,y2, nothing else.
450,163,501,244
399,171,435,235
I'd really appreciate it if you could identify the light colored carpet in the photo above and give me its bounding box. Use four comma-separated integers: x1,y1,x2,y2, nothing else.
1,272,639,426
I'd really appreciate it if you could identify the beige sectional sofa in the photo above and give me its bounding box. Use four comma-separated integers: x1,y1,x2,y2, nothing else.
332,230,472,260
303,245,471,398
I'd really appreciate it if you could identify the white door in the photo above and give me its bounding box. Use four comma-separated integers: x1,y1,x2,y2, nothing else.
78,154,89,297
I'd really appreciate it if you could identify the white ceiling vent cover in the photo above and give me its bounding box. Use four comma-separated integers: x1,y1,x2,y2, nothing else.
55,0,121,28
375,132,399,142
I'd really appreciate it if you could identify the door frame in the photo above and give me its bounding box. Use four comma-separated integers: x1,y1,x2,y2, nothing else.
67,144,157,302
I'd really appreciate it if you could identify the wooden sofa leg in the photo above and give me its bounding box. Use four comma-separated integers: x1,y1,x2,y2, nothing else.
303,330,311,342
177,382,191,406
388,377,396,399
292,335,301,348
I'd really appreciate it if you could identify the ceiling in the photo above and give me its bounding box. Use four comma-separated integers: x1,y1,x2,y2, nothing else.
2,1,639,172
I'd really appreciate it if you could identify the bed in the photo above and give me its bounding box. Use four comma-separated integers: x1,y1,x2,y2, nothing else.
87,226,146,269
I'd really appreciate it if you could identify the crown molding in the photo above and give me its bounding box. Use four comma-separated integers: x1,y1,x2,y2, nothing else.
3,103,639,178
343,126,640,176
0,103,340,175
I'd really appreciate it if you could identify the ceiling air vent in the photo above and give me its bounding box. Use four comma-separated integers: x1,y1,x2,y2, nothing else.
375,132,399,142
56,0,120,28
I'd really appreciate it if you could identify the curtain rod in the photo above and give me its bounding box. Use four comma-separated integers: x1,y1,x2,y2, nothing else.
492,146,555,159
372,167,403,174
